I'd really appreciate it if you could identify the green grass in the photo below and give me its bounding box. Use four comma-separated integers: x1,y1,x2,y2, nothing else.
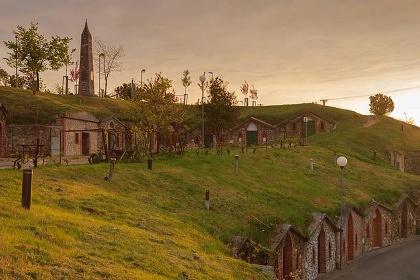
1,86,420,278
1,138,420,278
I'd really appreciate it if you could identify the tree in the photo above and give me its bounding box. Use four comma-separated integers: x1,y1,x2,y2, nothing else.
94,39,125,97
132,73,186,155
205,77,238,141
8,74,25,88
3,22,72,93
0,68,9,86
114,82,137,100
181,69,192,104
369,93,394,116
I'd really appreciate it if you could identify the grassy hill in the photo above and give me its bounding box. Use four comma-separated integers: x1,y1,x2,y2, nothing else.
0,86,420,279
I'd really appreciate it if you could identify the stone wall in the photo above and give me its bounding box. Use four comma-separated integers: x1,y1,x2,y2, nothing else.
305,218,337,280
282,111,335,139
339,208,364,266
229,118,277,147
5,124,60,157
363,204,393,253
0,103,6,157
61,116,99,156
393,197,417,242
269,228,306,280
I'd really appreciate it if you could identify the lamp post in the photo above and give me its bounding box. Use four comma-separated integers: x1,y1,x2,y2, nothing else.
99,53,105,97
141,69,146,89
337,156,348,270
199,72,206,149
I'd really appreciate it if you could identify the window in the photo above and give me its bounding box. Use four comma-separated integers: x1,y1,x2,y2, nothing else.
355,234,358,248
320,122,325,130
312,247,316,264
328,242,332,258
343,240,346,253
366,224,370,238
385,222,388,234
75,133,79,144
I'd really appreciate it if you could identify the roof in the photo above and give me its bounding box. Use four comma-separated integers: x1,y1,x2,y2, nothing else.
270,224,307,251
365,200,394,216
0,102,7,118
395,194,416,209
100,116,127,128
338,206,365,227
230,116,276,132
60,111,99,123
308,212,340,235
275,109,336,128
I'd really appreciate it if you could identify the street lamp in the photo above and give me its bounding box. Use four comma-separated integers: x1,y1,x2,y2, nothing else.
199,72,206,149
99,53,105,97
337,156,348,270
141,69,146,88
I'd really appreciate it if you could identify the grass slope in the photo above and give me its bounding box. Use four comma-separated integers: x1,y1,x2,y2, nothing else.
1,86,420,278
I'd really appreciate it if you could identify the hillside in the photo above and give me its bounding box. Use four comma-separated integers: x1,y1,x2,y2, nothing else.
0,86,420,278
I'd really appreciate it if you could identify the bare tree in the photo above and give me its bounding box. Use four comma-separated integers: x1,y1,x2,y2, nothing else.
94,39,125,97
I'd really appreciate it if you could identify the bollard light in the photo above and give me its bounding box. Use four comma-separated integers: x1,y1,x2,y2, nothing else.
234,155,239,174
22,161,34,210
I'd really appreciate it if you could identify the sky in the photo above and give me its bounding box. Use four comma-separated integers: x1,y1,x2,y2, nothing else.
1,0,419,124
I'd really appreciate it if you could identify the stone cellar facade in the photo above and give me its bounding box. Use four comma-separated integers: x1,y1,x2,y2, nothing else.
234,194,419,280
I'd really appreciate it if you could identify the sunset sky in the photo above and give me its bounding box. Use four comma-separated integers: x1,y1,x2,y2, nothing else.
1,0,419,124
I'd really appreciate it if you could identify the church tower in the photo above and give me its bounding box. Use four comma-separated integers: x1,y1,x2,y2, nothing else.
78,20,94,96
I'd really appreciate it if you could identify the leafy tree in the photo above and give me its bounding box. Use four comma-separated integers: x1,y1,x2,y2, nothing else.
3,22,72,93
181,69,192,104
369,93,394,116
132,73,186,156
205,77,238,140
7,74,25,88
0,68,9,86
114,82,137,100
94,39,125,97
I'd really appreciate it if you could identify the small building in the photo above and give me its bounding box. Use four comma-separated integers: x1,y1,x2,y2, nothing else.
276,110,336,139
269,224,307,280
305,213,339,280
99,116,132,154
363,201,394,252
229,117,277,147
0,103,7,157
57,112,100,156
339,206,365,265
389,150,420,175
393,194,417,242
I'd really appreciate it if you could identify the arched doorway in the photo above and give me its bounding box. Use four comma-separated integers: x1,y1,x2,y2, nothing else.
373,208,382,248
247,122,258,146
347,212,355,261
401,202,408,238
283,233,293,279
318,226,326,273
